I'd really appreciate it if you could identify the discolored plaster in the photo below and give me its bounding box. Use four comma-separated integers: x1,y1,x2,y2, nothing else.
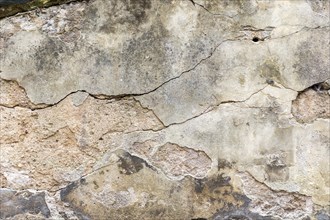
0,0,329,219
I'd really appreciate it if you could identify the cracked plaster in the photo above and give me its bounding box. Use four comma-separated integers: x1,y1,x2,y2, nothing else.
0,0,330,219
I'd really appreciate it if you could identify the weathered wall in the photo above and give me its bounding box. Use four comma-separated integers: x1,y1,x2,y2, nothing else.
0,0,329,219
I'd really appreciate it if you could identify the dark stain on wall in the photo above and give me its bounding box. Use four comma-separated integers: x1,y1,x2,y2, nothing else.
58,150,290,219
315,210,330,220
118,151,152,175
60,180,80,201
0,0,32,6
293,33,330,88
213,209,276,220
0,188,50,218
0,0,76,19
85,0,152,34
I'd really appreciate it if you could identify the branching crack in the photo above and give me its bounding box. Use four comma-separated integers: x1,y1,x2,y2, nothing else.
1,21,328,132
121,85,270,133
162,85,269,128
0,36,243,112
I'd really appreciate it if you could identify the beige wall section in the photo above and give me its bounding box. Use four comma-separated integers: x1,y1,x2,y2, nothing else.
0,0,329,219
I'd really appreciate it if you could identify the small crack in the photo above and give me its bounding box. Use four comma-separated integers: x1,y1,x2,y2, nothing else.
156,78,325,130
134,37,243,99
241,25,275,32
0,101,48,110
189,0,238,19
269,25,330,40
272,82,297,93
237,25,330,44
242,171,311,197
49,161,116,193
133,97,166,128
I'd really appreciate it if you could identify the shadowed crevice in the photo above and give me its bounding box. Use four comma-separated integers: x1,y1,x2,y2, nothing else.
0,0,84,19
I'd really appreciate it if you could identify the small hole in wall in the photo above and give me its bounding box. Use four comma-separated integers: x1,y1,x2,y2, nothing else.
252,37,260,42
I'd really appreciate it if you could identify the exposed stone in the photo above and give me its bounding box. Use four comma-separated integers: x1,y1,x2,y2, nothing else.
111,99,329,206
0,0,329,218
60,150,252,219
130,142,212,179
315,210,330,220
292,87,330,123
0,83,163,190
0,0,77,19
153,143,211,179
239,173,313,219
117,151,151,175
0,189,50,219
213,208,275,220
0,78,46,109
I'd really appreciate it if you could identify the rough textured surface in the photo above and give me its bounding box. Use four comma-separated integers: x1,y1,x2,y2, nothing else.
0,0,330,219
292,87,330,123
130,142,212,179
239,173,313,219
59,150,253,220
0,80,163,191
0,0,76,19
0,189,50,219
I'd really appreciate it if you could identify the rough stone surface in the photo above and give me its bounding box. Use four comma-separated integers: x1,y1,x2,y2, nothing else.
130,142,212,179
0,78,47,109
0,0,329,219
0,79,163,191
0,0,76,19
239,173,313,219
292,87,330,123
59,150,252,220
0,189,50,219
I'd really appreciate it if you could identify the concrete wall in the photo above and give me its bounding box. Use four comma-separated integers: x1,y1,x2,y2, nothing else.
0,0,329,219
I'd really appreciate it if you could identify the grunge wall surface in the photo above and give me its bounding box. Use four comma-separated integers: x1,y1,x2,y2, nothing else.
0,0,329,219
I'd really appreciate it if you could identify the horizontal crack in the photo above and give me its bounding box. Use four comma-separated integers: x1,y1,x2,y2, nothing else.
269,25,330,40
0,36,243,112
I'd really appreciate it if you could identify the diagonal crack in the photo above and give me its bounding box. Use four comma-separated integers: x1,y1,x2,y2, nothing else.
111,84,270,135
155,85,269,130
137,35,245,96
269,25,330,40
48,153,122,193
189,0,238,19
